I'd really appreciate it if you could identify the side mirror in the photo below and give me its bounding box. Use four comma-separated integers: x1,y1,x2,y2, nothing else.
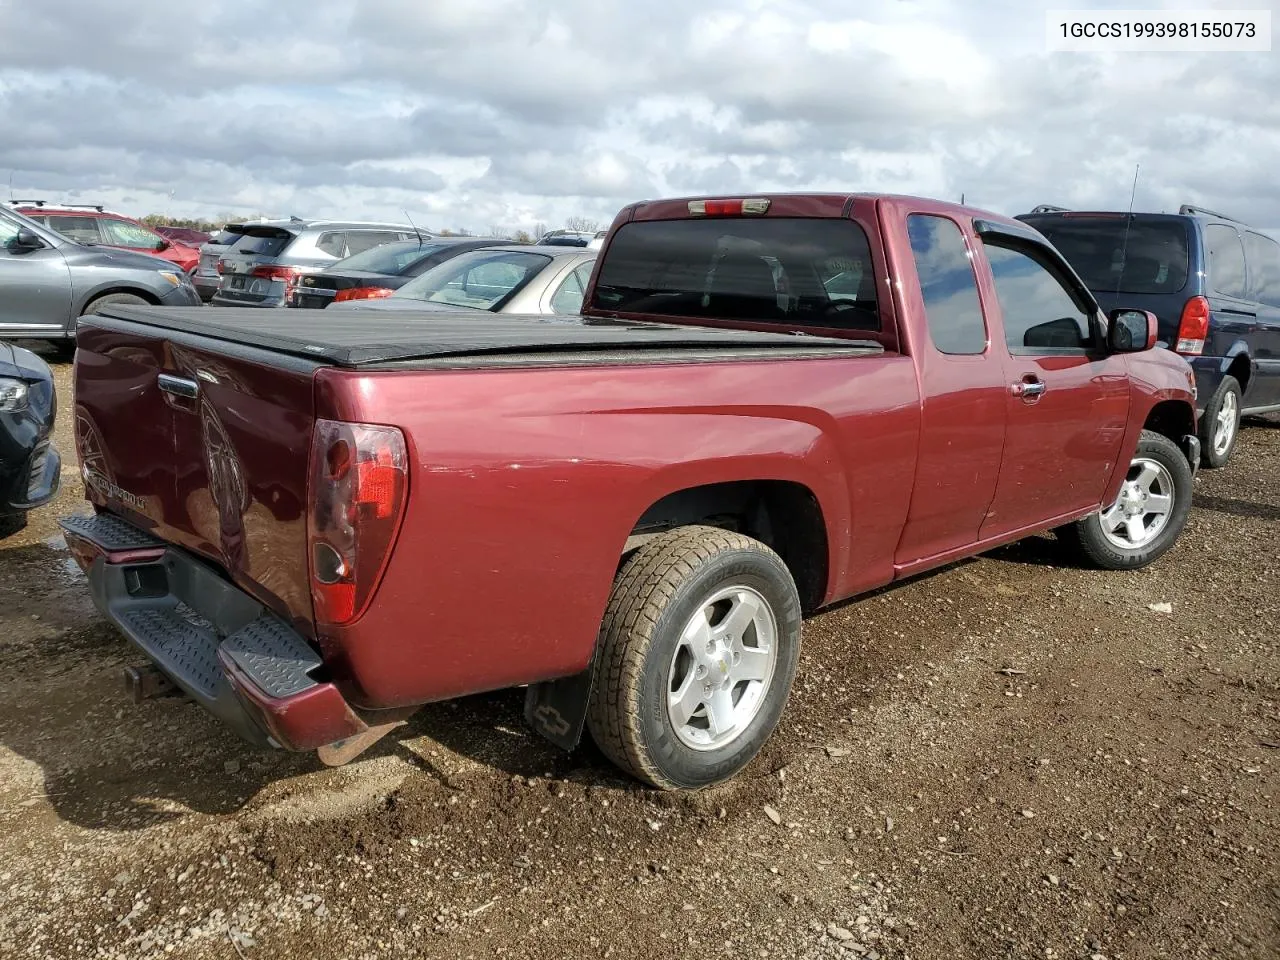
155,239,171,251
1108,308,1158,352
7,227,46,254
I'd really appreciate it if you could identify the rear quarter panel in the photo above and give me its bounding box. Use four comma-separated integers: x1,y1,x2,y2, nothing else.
314,355,920,709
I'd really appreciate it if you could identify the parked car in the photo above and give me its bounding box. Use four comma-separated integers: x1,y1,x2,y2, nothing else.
12,202,200,273
0,203,200,350
0,341,59,538
287,237,511,309
155,226,212,247
587,229,608,251
61,192,1197,791
331,245,596,315
192,226,247,302
1018,203,1280,466
538,229,594,248
209,219,420,308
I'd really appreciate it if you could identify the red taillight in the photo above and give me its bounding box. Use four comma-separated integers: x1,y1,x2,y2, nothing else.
251,264,303,283
1175,296,1210,355
688,198,771,217
215,261,224,274
307,419,409,627
334,286,395,303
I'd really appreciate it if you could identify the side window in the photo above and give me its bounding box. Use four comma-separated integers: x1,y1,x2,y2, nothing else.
984,241,1095,353
907,214,986,355
345,231,400,256
549,260,595,314
100,219,165,250
316,232,347,257
0,216,20,246
1205,224,1248,299
47,216,103,243
1244,231,1280,308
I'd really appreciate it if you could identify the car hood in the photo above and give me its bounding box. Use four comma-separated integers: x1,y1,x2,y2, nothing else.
64,243,176,272
0,341,53,382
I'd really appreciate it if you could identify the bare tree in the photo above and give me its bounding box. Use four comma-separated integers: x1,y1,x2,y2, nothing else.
564,216,600,234
487,224,511,239
533,221,548,241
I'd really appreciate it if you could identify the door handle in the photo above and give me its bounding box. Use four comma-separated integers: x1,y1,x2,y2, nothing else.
1010,378,1046,400
157,373,199,398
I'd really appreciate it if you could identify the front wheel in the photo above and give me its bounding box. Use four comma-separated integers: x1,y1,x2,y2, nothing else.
586,526,802,790
1060,430,1192,570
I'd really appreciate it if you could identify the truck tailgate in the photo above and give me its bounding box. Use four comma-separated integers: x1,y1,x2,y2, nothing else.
74,317,320,633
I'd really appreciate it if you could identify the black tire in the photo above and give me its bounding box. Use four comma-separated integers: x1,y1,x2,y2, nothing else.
586,525,802,790
83,292,149,315
0,512,28,540
1060,430,1192,570
1198,375,1242,468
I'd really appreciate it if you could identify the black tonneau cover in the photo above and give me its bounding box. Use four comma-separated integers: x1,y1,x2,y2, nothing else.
91,305,880,367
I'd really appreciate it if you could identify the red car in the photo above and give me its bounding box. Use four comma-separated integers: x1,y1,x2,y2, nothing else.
13,202,200,273
61,192,1199,790
154,225,212,247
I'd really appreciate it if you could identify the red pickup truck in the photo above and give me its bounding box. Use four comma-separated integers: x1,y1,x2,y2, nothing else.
62,194,1199,790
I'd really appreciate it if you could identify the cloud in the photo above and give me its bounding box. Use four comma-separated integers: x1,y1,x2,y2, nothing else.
0,0,1275,233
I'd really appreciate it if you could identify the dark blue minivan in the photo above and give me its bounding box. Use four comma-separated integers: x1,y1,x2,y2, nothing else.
1018,205,1280,467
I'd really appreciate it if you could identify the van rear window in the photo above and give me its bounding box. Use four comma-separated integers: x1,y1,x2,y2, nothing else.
590,218,879,331
1020,216,1190,295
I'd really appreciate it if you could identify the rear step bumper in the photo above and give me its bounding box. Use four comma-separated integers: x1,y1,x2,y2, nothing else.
59,513,371,752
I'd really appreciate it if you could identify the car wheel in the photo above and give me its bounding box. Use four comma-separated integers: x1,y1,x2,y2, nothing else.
1059,430,1192,571
0,512,27,540
586,525,801,790
83,292,149,315
1199,375,1242,468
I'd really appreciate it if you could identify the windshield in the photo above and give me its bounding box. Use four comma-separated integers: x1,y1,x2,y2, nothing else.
334,240,449,275
393,250,552,310
1021,215,1191,295
590,217,880,330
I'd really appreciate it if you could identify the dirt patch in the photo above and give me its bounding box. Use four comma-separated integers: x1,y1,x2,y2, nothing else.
0,355,1276,959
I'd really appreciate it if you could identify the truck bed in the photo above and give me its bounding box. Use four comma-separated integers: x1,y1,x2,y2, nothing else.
94,305,882,367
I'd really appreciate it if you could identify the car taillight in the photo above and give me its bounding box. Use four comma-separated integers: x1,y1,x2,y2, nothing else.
687,198,771,217
307,419,409,627
1175,296,1210,355
251,264,303,283
334,286,395,303
215,261,224,274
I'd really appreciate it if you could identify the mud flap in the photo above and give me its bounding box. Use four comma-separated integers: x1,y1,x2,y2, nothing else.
524,665,594,752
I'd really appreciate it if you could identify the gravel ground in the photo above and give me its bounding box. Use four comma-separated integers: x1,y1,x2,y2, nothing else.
1,354,1276,960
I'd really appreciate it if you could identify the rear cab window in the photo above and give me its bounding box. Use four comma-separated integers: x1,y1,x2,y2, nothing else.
589,217,880,334
1019,215,1191,296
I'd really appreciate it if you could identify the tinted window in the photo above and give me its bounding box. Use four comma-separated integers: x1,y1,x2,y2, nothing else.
1022,216,1190,295
984,241,1095,352
907,214,986,355
100,218,165,250
592,218,879,331
208,229,243,246
344,230,402,257
1244,231,1280,307
549,260,595,315
316,232,347,257
336,240,453,275
393,250,551,310
44,215,102,243
1205,224,1248,299
230,229,294,257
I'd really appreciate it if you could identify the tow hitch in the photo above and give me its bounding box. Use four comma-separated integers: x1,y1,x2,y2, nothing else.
123,664,181,703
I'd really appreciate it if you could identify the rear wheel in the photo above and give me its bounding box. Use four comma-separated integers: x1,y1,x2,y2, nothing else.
586,526,801,790
1199,375,1241,468
1060,430,1192,570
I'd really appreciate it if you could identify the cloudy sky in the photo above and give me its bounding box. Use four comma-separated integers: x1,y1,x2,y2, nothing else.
0,0,1276,234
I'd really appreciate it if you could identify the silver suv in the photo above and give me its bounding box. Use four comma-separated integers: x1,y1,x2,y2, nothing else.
209,218,421,308
0,204,200,349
